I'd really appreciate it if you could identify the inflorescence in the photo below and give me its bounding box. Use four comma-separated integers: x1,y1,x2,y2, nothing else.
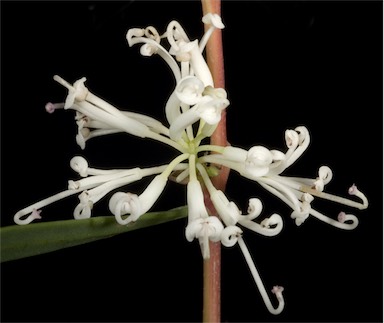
14,13,368,315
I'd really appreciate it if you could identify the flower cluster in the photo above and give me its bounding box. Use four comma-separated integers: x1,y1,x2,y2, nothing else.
13,13,368,315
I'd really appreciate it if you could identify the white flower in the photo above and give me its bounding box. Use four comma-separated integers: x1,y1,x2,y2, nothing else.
109,174,168,225
13,13,368,317
200,126,368,230
290,195,311,226
175,76,205,105
70,156,89,177
109,192,142,224
185,216,224,259
313,165,333,191
246,198,263,220
245,146,283,177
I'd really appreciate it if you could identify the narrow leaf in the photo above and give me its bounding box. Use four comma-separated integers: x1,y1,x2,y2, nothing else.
1,206,187,262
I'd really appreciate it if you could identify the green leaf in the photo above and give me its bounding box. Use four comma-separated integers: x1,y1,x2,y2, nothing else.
1,206,187,263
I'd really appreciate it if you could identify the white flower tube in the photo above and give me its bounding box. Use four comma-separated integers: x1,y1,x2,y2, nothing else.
53,76,152,139
209,190,241,226
188,42,214,87
187,179,209,223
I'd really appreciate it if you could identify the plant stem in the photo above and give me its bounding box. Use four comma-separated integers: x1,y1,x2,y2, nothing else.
201,0,229,322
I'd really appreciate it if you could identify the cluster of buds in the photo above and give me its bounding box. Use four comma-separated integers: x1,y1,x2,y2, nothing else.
13,13,367,315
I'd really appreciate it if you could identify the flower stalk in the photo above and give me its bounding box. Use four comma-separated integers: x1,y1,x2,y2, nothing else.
201,0,227,322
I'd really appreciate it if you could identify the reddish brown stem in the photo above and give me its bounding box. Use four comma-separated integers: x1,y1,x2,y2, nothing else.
201,0,229,322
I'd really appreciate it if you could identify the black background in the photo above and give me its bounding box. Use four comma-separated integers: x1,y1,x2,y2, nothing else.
1,1,383,322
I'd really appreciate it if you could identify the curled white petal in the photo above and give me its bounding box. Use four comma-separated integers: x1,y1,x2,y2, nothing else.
348,184,369,209
271,286,285,304
68,180,79,190
302,192,314,203
140,43,158,56
196,96,229,125
75,128,89,150
247,146,272,167
285,129,299,148
14,189,80,225
53,75,88,109
290,204,310,226
271,126,310,175
318,166,333,184
166,20,190,52
239,213,283,237
221,226,242,247
70,156,89,177
144,26,160,43
310,208,359,230
260,214,284,235
127,28,181,82
245,146,273,177
247,198,263,220
14,209,42,225
268,129,300,175
199,14,225,52
109,175,167,225
270,149,286,162
72,78,89,99
175,76,205,105
126,28,145,46
337,213,359,229
170,40,197,62
202,13,225,29
286,126,310,167
74,191,93,219
270,150,286,170
109,192,142,225
313,166,333,191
